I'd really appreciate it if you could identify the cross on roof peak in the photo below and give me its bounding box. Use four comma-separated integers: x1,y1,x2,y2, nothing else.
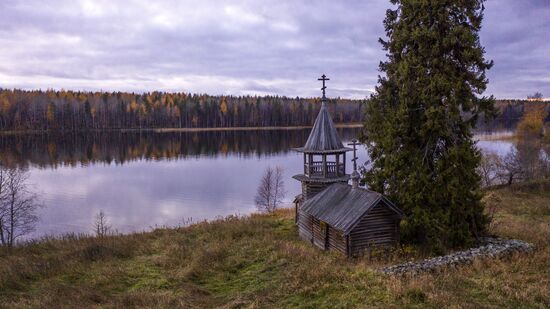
347,139,360,172
317,74,330,99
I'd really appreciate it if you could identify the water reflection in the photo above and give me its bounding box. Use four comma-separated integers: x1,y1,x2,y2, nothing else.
0,129,359,168
0,128,529,240
0,129,363,239
476,139,514,156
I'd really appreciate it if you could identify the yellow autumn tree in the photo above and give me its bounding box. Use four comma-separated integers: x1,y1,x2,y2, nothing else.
219,97,228,126
78,93,88,103
64,91,75,102
128,100,138,113
220,97,228,114
166,94,175,107
517,103,548,138
0,93,11,115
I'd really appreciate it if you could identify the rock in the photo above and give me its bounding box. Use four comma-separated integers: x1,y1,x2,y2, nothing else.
381,237,534,275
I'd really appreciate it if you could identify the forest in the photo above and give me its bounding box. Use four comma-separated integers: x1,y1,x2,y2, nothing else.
0,89,364,131
0,89,543,132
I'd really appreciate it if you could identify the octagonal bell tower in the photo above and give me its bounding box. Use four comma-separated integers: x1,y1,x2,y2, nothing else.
293,75,352,201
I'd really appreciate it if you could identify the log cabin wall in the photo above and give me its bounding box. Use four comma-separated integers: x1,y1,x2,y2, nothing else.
348,202,400,256
302,181,348,200
311,217,325,249
302,182,328,200
297,209,347,254
327,226,347,254
296,183,404,257
297,210,313,242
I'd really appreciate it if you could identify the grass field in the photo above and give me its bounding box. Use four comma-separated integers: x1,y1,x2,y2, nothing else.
1,181,549,308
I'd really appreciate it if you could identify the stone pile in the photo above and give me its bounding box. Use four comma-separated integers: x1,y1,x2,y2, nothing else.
381,237,534,275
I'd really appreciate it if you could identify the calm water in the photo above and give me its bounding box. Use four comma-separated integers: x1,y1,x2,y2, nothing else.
0,129,513,239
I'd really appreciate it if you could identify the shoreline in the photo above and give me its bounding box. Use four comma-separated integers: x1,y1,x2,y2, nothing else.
473,131,516,141
0,125,520,142
0,123,364,136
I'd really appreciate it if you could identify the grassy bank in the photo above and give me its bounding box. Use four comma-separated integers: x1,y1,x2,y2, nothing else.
1,182,549,308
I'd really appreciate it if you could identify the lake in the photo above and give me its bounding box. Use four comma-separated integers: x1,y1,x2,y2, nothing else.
0,129,514,239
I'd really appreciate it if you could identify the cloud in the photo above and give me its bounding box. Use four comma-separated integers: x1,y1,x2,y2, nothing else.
482,0,550,98
0,0,548,99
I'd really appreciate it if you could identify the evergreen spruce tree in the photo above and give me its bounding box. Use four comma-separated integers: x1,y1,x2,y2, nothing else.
362,0,496,252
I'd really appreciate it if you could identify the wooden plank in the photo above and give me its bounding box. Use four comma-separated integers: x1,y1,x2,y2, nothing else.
348,202,400,255
327,226,346,253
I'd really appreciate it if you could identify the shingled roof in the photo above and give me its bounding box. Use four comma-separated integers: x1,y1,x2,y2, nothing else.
297,102,350,153
300,183,404,235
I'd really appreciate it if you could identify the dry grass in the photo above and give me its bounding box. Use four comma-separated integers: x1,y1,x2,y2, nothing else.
0,182,549,308
384,181,550,308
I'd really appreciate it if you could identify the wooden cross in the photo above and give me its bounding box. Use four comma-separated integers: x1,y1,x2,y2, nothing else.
347,139,359,171
318,74,330,98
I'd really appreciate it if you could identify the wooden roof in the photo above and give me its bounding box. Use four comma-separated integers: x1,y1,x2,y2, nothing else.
297,101,349,153
300,183,404,235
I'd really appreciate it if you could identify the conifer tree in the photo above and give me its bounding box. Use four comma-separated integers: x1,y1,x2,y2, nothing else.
362,0,496,251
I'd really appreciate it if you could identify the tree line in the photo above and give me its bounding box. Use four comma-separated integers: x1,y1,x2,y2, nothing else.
476,100,550,132
0,89,544,133
0,89,365,131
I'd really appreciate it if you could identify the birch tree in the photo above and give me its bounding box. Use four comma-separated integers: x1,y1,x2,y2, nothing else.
254,166,286,213
93,210,112,237
0,167,41,247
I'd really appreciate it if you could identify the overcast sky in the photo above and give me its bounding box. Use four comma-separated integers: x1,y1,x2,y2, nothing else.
0,0,548,99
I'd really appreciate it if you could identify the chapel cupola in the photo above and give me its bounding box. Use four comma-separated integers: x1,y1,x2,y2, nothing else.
293,75,352,200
